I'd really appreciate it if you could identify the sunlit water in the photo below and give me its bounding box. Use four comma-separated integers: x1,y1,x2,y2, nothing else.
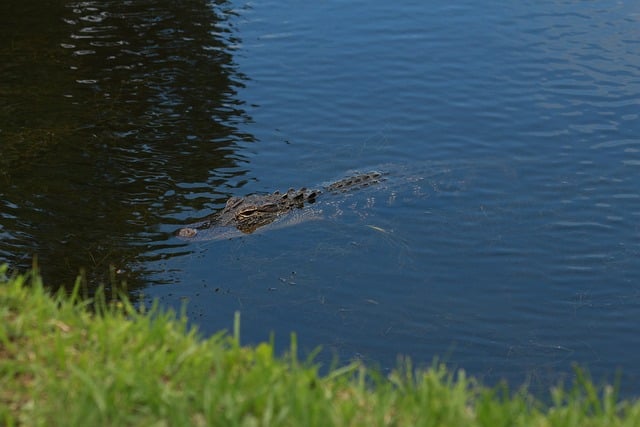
1,0,640,395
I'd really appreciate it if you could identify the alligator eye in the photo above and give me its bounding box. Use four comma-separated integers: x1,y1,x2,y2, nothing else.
236,207,258,218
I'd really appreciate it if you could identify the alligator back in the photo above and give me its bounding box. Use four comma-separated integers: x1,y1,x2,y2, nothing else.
324,172,383,193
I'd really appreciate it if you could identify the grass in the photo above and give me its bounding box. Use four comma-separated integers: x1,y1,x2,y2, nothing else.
1,265,640,426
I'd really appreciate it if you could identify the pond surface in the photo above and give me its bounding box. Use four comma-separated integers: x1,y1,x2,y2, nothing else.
2,0,640,396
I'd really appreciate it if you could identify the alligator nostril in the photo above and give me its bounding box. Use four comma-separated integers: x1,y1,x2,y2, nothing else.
176,227,198,238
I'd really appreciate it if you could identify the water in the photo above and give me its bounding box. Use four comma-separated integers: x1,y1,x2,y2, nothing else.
2,0,640,396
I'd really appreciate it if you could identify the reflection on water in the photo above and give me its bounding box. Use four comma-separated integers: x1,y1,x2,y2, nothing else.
2,0,640,398
0,0,253,290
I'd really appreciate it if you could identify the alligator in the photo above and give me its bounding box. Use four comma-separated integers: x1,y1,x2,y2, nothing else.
176,171,383,241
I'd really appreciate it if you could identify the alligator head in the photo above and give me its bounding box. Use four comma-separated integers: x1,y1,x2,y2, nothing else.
177,187,319,238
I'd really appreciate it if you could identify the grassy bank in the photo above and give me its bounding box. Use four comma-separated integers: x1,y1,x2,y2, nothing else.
1,266,639,426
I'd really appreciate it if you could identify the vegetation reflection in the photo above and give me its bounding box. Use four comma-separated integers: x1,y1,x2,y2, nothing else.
0,0,253,291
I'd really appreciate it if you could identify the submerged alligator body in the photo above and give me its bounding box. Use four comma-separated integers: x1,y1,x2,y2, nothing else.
176,171,383,241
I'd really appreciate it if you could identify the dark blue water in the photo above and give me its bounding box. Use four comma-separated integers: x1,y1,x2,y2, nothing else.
2,0,640,396
149,0,640,393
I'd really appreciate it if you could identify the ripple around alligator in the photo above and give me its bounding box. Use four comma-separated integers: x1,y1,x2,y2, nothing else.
169,159,491,243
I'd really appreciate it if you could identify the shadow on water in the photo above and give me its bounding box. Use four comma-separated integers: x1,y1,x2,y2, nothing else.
0,0,253,291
